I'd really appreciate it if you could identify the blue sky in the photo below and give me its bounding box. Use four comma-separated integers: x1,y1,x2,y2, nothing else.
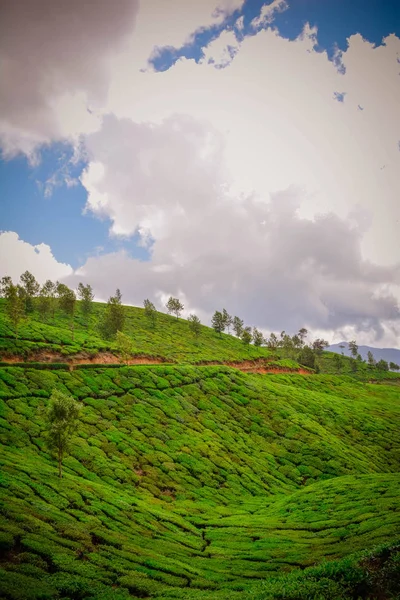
1,0,399,269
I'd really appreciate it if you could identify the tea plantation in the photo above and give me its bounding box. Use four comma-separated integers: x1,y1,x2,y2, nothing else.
0,362,399,599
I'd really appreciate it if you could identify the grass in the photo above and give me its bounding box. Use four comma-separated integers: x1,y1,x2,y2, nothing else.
0,364,399,598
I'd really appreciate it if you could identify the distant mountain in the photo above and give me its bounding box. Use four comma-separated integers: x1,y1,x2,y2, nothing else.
328,342,400,367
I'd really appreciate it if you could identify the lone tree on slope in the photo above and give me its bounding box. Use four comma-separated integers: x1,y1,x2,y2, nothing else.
100,289,125,339
166,297,184,319
143,299,157,328
188,314,201,339
241,326,252,346
46,389,80,479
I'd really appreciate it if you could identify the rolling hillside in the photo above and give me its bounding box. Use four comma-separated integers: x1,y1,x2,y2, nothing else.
0,301,399,599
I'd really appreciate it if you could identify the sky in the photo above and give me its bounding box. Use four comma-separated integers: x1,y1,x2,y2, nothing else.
0,0,400,347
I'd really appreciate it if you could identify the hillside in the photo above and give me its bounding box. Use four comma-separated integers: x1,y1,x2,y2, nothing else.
0,299,275,365
1,299,400,598
1,364,400,599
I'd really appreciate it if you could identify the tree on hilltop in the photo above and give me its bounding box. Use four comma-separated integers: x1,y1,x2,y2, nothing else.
267,332,278,351
188,314,201,339
166,297,184,319
211,311,225,335
312,339,329,355
77,283,94,326
222,309,233,334
252,327,264,347
99,289,125,339
389,362,399,371
348,340,358,359
367,351,376,369
4,283,25,339
46,389,80,479
57,286,76,340
143,299,157,328
19,271,40,314
241,326,252,346
233,316,243,338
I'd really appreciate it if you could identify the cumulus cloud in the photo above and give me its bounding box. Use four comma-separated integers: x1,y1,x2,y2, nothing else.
105,25,400,267
0,0,139,157
71,114,400,344
0,231,73,283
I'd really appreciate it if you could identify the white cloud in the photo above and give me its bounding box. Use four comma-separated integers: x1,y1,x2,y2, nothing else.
0,231,73,283
69,113,400,346
250,0,288,29
0,0,139,158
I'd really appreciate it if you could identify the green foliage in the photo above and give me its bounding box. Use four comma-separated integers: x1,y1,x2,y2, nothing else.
252,327,264,347
211,311,225,335
46,388,80,478
298,345,315,370
188,314,201,339
232,316,243,338
99,289,125,340
166,296,184,319
4,284,25,339
77,283,94,325
19,271,40,314
241,326,252,345
144,299,157,328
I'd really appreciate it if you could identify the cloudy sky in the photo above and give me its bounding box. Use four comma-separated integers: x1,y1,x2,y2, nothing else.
1,0,399,346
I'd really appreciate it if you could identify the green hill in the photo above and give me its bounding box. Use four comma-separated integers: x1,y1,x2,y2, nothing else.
0,299,274,364
0,363,399,599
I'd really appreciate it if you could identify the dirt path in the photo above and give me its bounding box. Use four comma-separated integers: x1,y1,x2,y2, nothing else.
0,351,311,375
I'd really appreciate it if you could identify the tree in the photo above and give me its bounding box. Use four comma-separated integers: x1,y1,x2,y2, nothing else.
58,286,76,340
188,314,201,339
348,340,358,359
389,362,399,371
143,299,157,328
46,389,80,478
312,339,329,355
0,275,12,297
349,357,358,373
116,331,133,364
281,334,295,358
252,327,264,347
5,284,25,339
241,326,252,345
37,285,52,322
77,283,94,326
376,359,389,372
19,270,40,313
166,296,184,319
298,328,308,346
222,309,233,334
367,351,376,369
291,334,302,349
211,311,225,335
99,289,125,339
298,346,315,370
267,332,278,350
333,353,343,373
41,280,57,320
233,316,244,338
